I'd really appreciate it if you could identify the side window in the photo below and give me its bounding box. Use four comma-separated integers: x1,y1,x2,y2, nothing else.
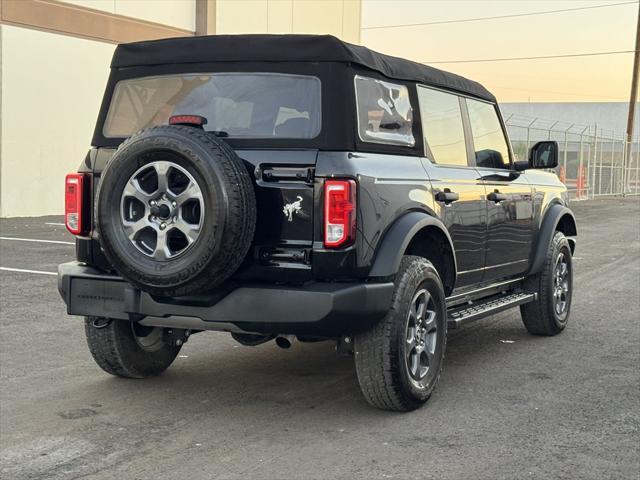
355,75,415,147
417,86,468,166
466,98,511,169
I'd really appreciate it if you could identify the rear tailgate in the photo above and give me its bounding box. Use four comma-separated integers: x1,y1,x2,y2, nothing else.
221,149,318,281
83,147,318,282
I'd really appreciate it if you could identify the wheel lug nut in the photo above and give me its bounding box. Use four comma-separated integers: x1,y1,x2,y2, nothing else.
150,200,157,207
160,222,167,230
172,201,177,207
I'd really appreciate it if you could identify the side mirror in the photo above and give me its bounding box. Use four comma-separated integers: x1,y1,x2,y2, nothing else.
529,141,558,169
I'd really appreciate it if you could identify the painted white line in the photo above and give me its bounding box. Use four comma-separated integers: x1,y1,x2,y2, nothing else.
0,236,74,245
0,267,57,276
45,222,65,226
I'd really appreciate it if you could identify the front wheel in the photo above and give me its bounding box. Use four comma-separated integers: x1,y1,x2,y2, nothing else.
354,256,447,412
520,231,573,336
84,317,181,378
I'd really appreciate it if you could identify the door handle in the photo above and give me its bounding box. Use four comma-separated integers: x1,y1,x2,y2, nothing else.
487,190,508,203
435,189,459,205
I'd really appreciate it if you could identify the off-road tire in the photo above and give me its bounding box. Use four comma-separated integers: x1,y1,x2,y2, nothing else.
84,317,181,378
520,231,573,336
96,125,256,297
354,256,447,412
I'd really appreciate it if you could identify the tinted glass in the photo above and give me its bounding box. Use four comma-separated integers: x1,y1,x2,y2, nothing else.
104,73,321,139
355,75,415,147
466,99,510,169
417,86,468,166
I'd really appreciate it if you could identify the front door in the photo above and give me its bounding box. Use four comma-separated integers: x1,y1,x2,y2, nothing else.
465,98,534,281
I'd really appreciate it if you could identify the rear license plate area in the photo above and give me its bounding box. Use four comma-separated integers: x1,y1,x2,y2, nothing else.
69,278,127,319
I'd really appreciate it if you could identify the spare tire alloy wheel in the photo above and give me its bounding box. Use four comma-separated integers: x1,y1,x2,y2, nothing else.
97,126,256,297
121,161,204,260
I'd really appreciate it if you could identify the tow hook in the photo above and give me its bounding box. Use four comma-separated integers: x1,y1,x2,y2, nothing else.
163,328,191,347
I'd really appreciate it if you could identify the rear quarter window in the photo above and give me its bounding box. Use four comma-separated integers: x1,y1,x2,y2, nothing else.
355,75,415,147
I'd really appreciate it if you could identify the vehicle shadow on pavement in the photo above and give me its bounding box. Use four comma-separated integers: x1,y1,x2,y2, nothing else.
73,313,545,416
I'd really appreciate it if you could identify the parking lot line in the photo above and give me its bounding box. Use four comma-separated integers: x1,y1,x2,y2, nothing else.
44,222,65,226
0,236,74,245
0,267,57,276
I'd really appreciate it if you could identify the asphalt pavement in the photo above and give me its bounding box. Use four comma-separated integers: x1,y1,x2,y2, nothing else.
0,198,638,480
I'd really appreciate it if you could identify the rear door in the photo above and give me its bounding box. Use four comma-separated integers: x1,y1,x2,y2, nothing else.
417,86,487,287
464,98,534,281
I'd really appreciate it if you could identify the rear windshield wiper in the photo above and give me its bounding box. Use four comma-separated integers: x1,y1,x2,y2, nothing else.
210,130,229,137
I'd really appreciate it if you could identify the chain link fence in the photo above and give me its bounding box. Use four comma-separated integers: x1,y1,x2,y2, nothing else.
504,114,640,199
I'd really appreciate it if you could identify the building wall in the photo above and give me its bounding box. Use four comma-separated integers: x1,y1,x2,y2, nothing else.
59,0,196,31
215,0,360,44
0,0,361,217
0,25,116,217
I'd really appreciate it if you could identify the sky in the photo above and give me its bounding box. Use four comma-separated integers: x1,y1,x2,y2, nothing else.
360,0,639,103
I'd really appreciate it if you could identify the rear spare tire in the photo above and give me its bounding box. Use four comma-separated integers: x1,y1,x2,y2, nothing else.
96,126,256,296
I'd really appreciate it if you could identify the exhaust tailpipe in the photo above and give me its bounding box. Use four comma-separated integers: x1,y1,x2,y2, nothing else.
275,335,295,349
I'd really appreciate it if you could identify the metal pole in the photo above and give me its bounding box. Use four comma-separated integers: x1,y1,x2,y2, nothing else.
626,2,640,146
526,118,537,153
610,132,615,194
578,126,588,199
623,140,628,195
598,127,604,195
563,124,572,186
548,121,558,141
589,125,597,199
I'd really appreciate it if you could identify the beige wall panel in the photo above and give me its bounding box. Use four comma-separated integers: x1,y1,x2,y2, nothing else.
216,0,267,34
341,0,360,44
267,0,292,33
115,0,196,32
1,25,114,217
58,0,115,14
291,0,342,36
214,0,360,39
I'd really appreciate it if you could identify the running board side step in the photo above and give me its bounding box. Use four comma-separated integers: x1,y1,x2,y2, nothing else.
447,292,537,329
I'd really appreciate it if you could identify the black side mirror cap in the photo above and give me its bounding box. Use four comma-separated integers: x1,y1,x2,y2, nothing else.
529,141,559,169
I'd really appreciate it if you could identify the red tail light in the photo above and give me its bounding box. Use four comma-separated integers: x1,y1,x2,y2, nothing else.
65,173,87,235
324,179,356,248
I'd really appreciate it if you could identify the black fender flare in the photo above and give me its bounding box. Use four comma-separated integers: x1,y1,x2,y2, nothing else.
368,211,457,278
528,204,577,275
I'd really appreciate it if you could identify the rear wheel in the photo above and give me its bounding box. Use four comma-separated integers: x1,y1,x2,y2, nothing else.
521,231,573,336
354,256,447,412
84,317,181,378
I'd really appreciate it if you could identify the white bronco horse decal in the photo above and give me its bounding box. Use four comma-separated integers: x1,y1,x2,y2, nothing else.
283,196,303,222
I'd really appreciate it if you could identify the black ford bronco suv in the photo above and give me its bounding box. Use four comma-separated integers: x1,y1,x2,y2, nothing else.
58,35,576,412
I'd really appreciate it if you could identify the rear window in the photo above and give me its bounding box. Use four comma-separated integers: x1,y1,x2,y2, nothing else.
355,75,414,147
103,73,321,139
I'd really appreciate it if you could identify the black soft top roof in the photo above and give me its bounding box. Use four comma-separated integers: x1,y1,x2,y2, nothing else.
111,34,495,102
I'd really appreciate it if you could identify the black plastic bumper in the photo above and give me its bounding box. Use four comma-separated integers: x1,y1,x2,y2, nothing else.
57,262,394,336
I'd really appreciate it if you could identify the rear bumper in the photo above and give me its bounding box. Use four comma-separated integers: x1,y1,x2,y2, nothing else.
57,262,394,336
